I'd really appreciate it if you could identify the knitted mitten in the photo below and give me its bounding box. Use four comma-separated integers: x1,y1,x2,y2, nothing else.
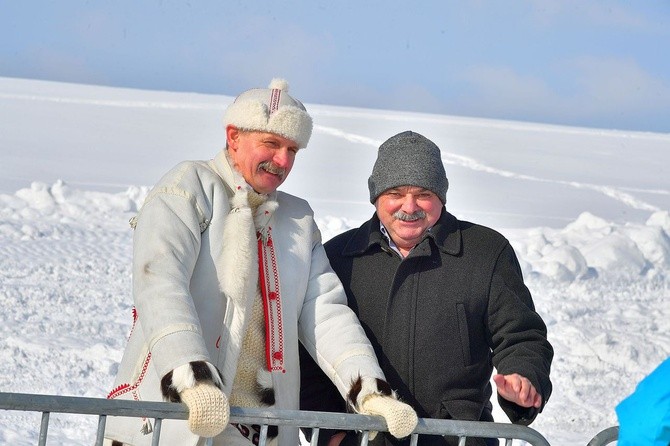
360,394,418,439
180,382,230,438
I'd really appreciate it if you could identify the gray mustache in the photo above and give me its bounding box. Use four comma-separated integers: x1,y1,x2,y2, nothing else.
258,161,286,179
393,210,426,221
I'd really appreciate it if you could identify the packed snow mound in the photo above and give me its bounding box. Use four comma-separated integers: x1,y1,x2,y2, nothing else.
3,181,668,283
0,181,149,240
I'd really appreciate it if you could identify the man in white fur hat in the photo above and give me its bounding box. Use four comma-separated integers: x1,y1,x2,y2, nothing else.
104,79,418,446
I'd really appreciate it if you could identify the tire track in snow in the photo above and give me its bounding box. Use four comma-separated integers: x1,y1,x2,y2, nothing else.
316,125,383,146
442,153,662,212
316,125,665,213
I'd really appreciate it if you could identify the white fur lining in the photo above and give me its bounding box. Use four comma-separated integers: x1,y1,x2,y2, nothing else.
224,101,312,148
354,376,396,412
171,362,223,393
256,369,273,390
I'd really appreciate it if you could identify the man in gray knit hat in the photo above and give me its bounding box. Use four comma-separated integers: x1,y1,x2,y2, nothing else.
301,130,553,446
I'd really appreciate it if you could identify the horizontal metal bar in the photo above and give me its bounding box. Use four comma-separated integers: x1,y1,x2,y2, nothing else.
0,392,551,445
0,392,188,420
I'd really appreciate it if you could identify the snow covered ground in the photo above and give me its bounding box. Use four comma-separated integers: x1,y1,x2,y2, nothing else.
0,77,668,445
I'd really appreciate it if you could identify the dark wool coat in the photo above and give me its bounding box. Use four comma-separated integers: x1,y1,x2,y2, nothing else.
300,209,553,446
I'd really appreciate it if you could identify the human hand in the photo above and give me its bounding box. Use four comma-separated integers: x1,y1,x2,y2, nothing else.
327,431,347,446
493,373,541,408
360,394,418,439
180,381,230,437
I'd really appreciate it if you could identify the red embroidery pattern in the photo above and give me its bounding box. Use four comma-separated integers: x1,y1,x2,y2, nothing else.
269,89,281,115
106,352,152,400
267,230,284,367
257,227,285,372
107,383,130,399
110,307,155,427
127,306,139,340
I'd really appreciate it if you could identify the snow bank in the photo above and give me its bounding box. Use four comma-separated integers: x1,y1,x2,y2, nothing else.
12,179,663,284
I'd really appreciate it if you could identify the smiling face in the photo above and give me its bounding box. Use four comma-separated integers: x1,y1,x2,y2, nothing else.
226,125,299,194
375,185,443,256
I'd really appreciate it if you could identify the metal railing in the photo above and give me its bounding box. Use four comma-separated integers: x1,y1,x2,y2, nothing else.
0,391,553,446
586,426,619,446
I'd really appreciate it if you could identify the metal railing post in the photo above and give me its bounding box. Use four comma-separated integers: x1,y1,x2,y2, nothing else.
586,426,619,446
151,418,163,446
38,411,50,446
309,427,321,446
96,414,107,446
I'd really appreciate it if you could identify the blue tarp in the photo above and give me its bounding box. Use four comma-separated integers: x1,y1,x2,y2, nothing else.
616,356,670,445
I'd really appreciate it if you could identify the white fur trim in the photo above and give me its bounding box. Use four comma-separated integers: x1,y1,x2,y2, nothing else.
230,186,251,210
170,362,224,393
354,376,389,412
269,78,289,91
171,363,196,393
219,188,257,309
256,369,273,390
254,199,278,229
223,79,313,148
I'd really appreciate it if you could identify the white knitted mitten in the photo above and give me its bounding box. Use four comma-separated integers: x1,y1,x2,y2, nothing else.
360,394,418,439
180,382,230,438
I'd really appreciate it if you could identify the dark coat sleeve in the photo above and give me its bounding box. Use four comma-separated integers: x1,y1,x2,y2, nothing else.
486,244,554,425
299,343,349,446
299,343,346,413
299,231,354,416
299,231,363,445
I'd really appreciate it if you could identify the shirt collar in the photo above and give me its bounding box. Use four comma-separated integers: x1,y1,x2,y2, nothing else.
379,221,434,259
341,209,462,258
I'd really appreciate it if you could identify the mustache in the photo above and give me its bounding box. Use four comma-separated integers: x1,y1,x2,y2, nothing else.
393,210,426,221
258,161,286,179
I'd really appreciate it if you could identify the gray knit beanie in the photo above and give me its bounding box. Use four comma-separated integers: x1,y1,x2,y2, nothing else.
368,131,448,204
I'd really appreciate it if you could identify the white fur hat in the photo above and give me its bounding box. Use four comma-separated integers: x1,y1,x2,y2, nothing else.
223,78,313,148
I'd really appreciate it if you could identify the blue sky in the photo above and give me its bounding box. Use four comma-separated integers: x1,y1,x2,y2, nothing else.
2,0,670,133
